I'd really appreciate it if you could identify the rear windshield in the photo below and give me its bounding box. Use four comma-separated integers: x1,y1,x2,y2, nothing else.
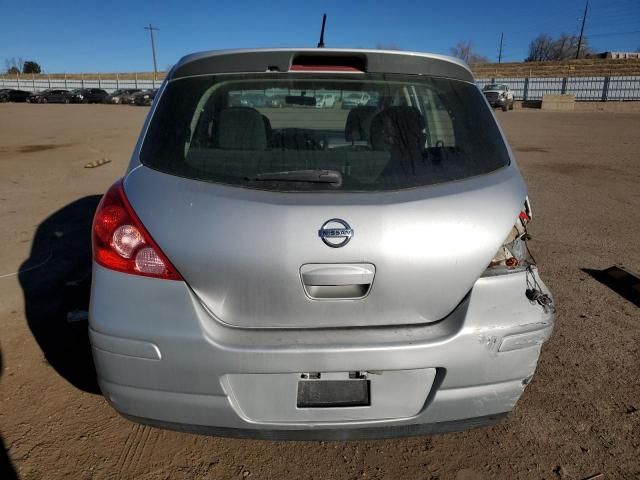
141,74,510,192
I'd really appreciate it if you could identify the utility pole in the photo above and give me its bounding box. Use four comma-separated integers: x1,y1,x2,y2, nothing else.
498,32,504,64
576,0,588,59
317,14,327,48
144,24,159,80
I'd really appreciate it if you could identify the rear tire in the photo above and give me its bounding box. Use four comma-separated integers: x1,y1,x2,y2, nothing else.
501,103,508,112
42,98,48,104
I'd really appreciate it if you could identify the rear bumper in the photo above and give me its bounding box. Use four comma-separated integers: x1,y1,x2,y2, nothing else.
90,264,554,439
119,411,508,440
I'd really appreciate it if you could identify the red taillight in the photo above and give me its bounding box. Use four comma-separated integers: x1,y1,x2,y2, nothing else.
92,179,182,281
289,64,362,72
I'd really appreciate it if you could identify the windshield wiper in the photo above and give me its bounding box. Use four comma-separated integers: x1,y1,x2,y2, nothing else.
248,169,343,185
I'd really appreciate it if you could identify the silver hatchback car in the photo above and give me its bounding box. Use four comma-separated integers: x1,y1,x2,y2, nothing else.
90,48,555,440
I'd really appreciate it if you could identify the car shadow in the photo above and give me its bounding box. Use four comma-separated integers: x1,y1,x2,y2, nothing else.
0,350,20,480
18,195,103,394
582,266,640,307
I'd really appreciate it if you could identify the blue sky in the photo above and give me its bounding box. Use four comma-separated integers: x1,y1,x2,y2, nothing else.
1,0,639,73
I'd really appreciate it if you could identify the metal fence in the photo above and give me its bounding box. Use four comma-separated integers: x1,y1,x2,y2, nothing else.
476,76,640,101
2,74,640,101
0,76,161,93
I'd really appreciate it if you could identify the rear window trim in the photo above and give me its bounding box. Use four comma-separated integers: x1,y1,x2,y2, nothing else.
138,160,512,195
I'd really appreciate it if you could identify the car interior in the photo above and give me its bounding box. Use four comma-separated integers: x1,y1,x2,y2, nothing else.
141,76,509,191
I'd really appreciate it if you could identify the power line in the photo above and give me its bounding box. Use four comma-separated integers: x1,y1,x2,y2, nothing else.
498,32,504,63
588,0,639,14
587,10,640,18
487,1,638,62
588,29,640,37
588,17,640,28
497,0,638,38
144,24,160,80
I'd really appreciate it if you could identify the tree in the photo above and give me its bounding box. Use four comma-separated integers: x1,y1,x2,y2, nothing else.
449,41,488,64
525,33,592,61
22,61,42,74
525,34,555,62
4,57,24,74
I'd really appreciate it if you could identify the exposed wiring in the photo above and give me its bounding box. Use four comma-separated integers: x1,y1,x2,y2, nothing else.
521,219,539,266
520,220,555,314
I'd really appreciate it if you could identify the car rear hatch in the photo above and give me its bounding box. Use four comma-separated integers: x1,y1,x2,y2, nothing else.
124,51,526,329
125,165,524,329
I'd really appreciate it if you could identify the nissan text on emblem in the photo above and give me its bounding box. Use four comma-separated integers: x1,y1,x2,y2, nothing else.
318,219,353,248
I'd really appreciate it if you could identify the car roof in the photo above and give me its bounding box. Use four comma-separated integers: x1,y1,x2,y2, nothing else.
169,48,474,83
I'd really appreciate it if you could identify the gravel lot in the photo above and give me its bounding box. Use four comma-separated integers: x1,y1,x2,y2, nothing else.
0,104,639,480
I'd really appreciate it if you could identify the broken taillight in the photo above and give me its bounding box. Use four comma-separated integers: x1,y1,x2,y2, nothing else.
92,179,182,280
484,198,533,276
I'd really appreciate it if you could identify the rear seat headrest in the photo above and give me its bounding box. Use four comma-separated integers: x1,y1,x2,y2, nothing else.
370,106,426,152
217,107,267,150
345,106,379,142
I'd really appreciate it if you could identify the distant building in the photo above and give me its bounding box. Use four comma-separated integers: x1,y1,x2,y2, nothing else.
588,51,640,60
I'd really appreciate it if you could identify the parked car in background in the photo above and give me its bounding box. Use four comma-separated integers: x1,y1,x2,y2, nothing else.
90,48,555,440
70,88,109,104
482,84,514,111
265,96,284,108
105,89,141,104
315,92,339,108
342,91,374,108
27,89,71,104
0,89,30,103
132,89,157,106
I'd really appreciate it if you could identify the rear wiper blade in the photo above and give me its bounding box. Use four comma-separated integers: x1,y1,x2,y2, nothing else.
249,169,343,185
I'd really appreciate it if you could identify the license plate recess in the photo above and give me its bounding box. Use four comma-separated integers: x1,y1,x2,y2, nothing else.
297,379,370,408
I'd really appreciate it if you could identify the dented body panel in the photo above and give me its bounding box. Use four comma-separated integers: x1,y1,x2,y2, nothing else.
90,263,554,438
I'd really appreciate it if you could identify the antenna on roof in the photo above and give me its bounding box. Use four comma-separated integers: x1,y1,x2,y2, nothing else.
317,13,327,48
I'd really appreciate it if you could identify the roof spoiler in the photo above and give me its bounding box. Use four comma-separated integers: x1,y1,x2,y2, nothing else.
170,49,474,82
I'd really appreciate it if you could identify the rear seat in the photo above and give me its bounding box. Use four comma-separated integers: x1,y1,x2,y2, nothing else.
370,106,468,185
185,106,391,185
370,106,426,153
216,107,268,150
345,106,379,145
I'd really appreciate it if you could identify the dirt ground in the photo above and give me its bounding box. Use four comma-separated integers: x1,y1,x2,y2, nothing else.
0,104,638,480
